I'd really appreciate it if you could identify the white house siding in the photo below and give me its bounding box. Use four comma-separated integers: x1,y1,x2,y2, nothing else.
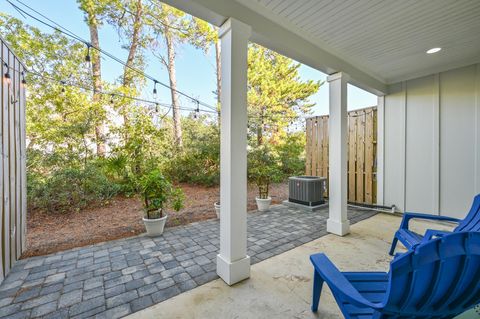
383,63,480,218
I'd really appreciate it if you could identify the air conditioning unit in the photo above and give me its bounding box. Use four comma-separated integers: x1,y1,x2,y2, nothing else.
288,176,326,207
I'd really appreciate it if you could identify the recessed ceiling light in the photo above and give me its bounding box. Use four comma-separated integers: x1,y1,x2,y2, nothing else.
426,47,442,54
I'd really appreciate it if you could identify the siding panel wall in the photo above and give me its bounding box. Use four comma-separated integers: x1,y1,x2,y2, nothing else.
384,63,479,218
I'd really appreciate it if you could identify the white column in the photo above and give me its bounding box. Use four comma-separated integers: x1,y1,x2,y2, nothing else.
216,18,251,285
376,95,385,206
327,72,350,236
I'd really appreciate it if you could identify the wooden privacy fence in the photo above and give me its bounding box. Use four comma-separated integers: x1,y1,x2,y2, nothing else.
305,107,377,205
0,37,27,284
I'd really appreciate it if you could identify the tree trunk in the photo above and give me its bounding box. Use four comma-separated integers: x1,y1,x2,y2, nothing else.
123,0,143,88
257,125,263,146
215,39,221,126
121,0,143,144
87,12,106,157
121,0,143,142
165,25,183,148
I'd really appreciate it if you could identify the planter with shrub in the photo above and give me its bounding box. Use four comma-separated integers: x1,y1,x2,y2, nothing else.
140,169,184,237
248,145,283,212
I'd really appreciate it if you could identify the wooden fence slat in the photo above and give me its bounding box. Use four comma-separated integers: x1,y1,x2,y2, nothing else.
323,116,329,197
0,38,27,284
316,118,323,176
305,107,377,204
311,119,318,176
315,118,321,176
9,50,16,265
3,43,11,275
365,110,374,203
14,58,22,259
356,111,365,203
305,119,312,175
348,114,357,201
20,64,27,253
319,118,323,177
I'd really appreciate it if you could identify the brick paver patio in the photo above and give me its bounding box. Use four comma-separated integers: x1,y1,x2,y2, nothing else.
0,204,376,319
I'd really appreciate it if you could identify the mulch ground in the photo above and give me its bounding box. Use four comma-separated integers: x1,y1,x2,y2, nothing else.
22,183,288,258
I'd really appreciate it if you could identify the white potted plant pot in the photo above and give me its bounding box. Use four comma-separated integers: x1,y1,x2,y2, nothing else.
143,214,168,237
214,202,220,218
256,196,272,212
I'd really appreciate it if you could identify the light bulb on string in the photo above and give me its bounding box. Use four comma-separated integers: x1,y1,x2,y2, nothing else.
110,94,114,104
155,103,159,113
60,81,66,93
153,80,158,100
3,63,11,85
194,101,200,119
21,71,26,85
85,43,91,63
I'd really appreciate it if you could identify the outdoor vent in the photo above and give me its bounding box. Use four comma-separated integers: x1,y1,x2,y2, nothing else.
288,176,326,206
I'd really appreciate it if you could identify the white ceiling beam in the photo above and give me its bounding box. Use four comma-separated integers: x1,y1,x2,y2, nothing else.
161,0,388,95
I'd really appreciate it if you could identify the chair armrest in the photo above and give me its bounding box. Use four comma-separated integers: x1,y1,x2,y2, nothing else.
310,253,383,309
421,229,452,244
400,212,460,230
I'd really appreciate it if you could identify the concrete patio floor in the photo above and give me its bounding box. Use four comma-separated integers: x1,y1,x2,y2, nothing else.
128,213,463,319
0,205,376,319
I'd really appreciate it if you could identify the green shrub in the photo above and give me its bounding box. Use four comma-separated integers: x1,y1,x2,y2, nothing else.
140,169,184,219
248,145,284,198
274,132,306,176
165,118,220,186
29,164,121,213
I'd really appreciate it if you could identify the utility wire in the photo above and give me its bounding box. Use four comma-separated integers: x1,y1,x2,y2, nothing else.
1,60,216,114
7,1,309,122
8,0,217,112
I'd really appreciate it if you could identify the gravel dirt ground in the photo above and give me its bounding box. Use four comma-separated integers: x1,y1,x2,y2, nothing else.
23,182,288,258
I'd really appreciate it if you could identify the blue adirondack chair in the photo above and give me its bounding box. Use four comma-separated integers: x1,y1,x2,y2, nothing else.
389,193,480,255
310,231,480,318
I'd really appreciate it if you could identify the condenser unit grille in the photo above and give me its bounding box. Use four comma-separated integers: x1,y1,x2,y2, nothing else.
288,176,326,206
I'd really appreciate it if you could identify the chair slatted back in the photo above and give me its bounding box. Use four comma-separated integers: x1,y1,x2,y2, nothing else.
455,194,480,232
381,232,480,318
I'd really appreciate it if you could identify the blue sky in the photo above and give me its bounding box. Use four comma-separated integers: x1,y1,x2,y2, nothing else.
0,0,377,115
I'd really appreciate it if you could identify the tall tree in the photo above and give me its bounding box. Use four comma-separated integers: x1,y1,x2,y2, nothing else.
247,44,321,146
106,0,146,141
146,3,193,148
78,0,109,157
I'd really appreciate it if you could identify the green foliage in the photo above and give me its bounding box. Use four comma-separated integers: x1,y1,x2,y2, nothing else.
247,44,321,146
248,145,284,199
140,169,184,219
274,132,306,176
28,163,121,213
165,117,220,186
0,8,318,217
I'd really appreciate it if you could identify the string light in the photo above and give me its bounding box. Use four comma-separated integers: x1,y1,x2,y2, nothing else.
85,43,91,63
155,102,159,112
21,71,26,85
0,57,218,120
194,101,200,119
153,80,158,99
6,0,218,112
3,63,11,84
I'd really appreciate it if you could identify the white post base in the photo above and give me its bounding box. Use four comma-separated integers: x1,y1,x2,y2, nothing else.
327,218,350,236
217,254,251,286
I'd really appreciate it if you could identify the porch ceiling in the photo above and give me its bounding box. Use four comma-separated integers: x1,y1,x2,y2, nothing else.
240,0,480,84
161,0,480,93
